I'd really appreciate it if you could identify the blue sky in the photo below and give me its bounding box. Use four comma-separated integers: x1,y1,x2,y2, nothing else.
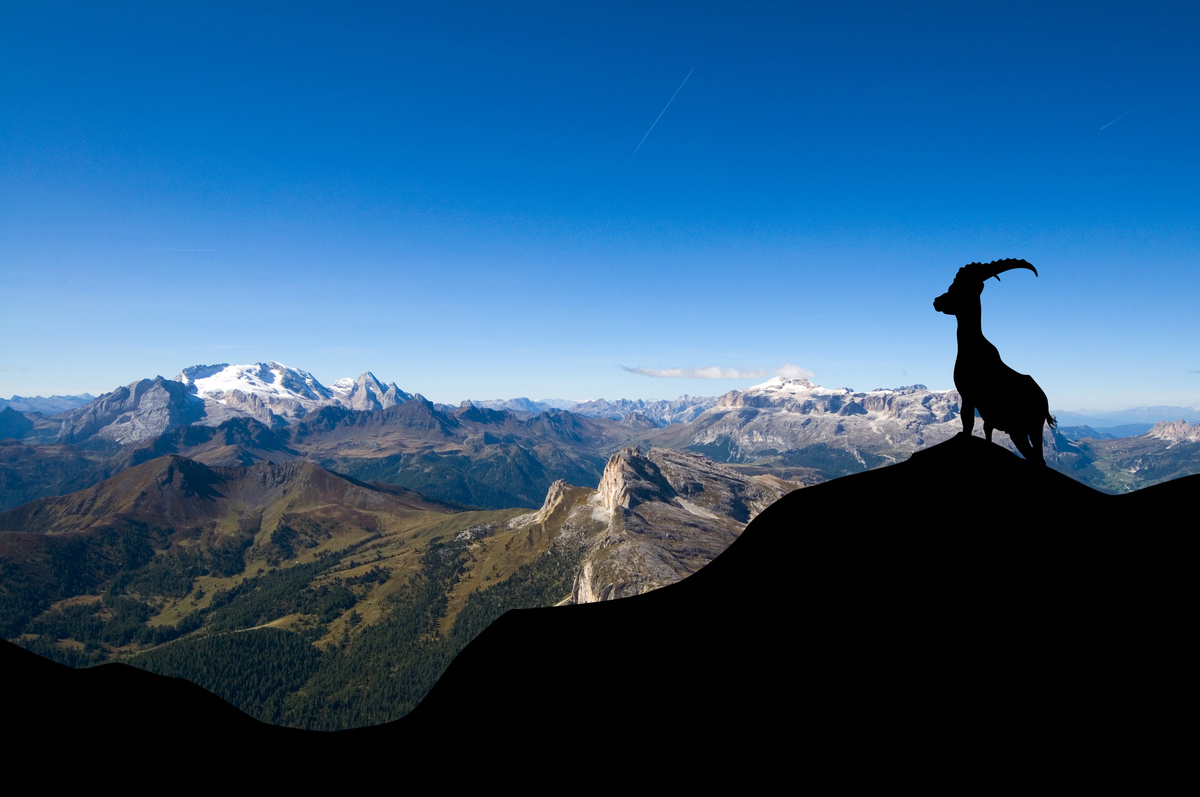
3,1,1198,411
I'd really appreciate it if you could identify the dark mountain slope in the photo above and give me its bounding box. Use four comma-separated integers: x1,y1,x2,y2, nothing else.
0,439,121,513
405,434,1191,772
122,416,300,468
0,407,35,440
4,434,1190,781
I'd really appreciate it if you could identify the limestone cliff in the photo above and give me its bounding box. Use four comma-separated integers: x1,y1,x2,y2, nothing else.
1147,419,1200,444
57,377,206,444
499,447,799,604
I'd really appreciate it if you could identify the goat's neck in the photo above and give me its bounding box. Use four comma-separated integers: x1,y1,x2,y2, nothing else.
955,301,1000,360
956,303,983,343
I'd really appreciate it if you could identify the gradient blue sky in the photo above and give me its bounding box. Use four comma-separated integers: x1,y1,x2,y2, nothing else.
3,2,1198,411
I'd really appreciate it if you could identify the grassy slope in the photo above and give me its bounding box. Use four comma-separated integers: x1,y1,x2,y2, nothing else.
4,455,589,728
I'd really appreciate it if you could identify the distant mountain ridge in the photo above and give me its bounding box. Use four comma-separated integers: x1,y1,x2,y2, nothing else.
645,376,963,470
11,359,1199,434
4,362,1198,503
52,362,413,444
0,394,95,414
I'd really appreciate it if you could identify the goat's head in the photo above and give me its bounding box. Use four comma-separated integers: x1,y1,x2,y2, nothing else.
933,258,1037,315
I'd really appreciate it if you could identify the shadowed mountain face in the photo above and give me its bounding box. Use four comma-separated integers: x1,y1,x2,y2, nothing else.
5,434,1190,779
0,439,124,513
0,407,34,440
287,402,635,508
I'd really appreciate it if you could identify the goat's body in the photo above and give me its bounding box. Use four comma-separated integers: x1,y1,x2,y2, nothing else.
953,339,1054,464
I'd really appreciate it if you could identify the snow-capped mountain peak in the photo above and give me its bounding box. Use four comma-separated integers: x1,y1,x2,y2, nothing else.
172,362,413,420
176,362,333,404
746,376,821,394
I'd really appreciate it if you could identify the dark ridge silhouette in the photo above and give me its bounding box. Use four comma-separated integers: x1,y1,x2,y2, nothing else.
935,258,1056,463
0,407,35,440
5,436,1190,781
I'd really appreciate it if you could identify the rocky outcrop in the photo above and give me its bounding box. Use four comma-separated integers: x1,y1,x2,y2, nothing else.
568,447,798,603
1147,419,1200,444
492,447,798,606
331,372,411,412
57,377,206,444
595,447,677,512
205,389,287,427
511,478,574,528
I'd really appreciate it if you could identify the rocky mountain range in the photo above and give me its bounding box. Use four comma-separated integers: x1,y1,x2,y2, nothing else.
452,394,720,424
645,376,964,470
3,363,1199,517
50,363,416,446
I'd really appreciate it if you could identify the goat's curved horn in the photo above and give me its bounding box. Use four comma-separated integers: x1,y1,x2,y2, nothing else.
958,258,1037,283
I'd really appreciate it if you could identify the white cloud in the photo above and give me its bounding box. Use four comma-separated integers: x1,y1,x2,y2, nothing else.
622,362,817,380
622,366,769,379
773,363,815,379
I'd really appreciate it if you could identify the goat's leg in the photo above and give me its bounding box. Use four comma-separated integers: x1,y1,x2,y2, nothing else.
1029,427,1047,465
1031,435,1046,464
1012,431,1046,465
960,401,976,436
983,420,995,442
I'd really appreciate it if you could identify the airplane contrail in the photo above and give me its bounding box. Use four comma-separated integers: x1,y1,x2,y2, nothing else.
631,68,694,157
1099,104,1139,130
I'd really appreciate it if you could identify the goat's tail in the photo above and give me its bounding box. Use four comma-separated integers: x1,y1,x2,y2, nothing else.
1047,413,1057,429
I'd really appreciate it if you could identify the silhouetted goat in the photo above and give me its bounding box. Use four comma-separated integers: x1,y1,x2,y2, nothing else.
934,259,1055,464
